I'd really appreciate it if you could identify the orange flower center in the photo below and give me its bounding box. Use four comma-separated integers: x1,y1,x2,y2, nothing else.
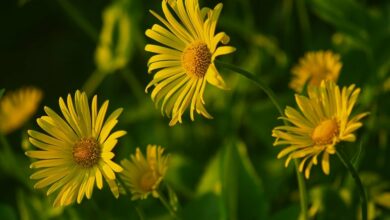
311,119,339,145
182,41,212,78
72,138,101,168
140,170,159,192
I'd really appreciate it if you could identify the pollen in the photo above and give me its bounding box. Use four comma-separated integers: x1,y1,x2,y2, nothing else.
72,138,101,168
182,41,212,78
311,119,339,145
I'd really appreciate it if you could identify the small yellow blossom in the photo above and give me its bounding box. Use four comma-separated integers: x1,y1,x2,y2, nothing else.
273,81,368,178
0,87,42,134
290,51,342,93
120,145,169,200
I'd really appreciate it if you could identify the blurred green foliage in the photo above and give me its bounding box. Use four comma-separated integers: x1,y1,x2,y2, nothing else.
0,0,389,219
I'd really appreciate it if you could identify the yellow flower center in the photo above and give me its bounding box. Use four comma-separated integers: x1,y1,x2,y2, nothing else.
72,138,101,168
182,41,212,78
140,170,159,192
310,68,331,86
311,119,339,145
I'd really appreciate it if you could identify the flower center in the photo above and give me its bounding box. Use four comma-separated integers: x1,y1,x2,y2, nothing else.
72,138,101,168
181,41,212,78
310,68,331,86
140,170,159,191
311,119,339,145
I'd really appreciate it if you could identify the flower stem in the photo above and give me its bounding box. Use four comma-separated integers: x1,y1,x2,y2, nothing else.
0,133,18,173
336,150,367,220
214,60,283,116
156,190,180,220
215,60,309,220
0,133,12,155
117,177,147,220
120,69,145,103
57,0,98,42
82,71,106,97
294,159,309,220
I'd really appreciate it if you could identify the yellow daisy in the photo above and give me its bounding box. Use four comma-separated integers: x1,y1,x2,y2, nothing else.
0,87,43,134
119,145,169,200
26,91,126,207
290,50,342,93
145,0,235,126
272,80,368,179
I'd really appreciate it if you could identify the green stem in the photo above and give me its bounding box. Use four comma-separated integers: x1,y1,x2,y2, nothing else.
156,190,180,220
336,150,367,220
0,133,12,155
215,60,309,220
117,177,146,220
120,69,145,103
0,134,17,178
294,159,309,220
296,0,311,46
0,133,18,175
215,60,283,115
57,0,98,42
82,71,106,97
135,206,145,220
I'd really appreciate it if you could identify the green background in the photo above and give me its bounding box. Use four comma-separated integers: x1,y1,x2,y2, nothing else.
0,0,389,219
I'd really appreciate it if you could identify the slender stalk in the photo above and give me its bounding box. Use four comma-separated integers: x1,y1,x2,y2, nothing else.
156,190,180,220
57,0,98,42
294,159,309,220
135,206,145,220
82,71,106,97
0,133,12,155
117,177,147,220
215,60,309,220
0,133,18,174
296,0,311,46
215,60,283,115
120,69,145,103
336,150,367,220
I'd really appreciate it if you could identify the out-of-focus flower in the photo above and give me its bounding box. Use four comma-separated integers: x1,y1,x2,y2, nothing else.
26,91,126,207
95,2,132,73
273,81,368,179
290,51,342,93
120,145,169,200
0,87,43,134
145,0,235,126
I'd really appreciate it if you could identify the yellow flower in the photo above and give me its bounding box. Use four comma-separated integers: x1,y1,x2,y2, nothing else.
272,80,368,179
120,145,169,200
0,87,43,134
26,91,126,207
290,51,342,93
145,0,235,126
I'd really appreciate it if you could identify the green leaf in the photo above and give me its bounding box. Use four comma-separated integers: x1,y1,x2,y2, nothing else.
196,139,268,219
181,193,223,220
270,205,300,220
234,141,269,219
309,0,371,48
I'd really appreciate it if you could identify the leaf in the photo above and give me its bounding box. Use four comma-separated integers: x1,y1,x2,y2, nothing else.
309,0,371,48
270,205,300,220
196,139,268,219
181,193,223,220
